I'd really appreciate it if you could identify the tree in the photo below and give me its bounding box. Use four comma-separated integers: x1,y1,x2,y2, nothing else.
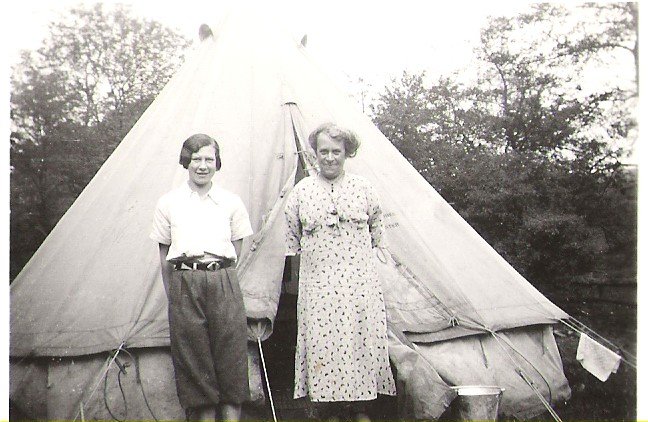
552,3,638,95
38,3,189,126
475,3,636,172
9,4,190,279
371,72,434,164
369,2,637,287
10,54,80,233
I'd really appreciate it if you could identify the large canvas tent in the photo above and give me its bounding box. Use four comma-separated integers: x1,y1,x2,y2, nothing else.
10,4,571,420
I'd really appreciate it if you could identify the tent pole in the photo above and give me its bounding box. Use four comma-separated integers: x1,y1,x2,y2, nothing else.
257,337,278,422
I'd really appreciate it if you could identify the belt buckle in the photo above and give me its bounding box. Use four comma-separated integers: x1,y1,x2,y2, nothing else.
191,262,198,270
207,261,219,271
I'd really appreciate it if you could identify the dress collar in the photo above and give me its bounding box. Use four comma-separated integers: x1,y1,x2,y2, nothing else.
317,170,346,186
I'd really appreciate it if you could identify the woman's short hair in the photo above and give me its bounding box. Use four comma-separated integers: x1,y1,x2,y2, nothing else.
179,133,222,170
308,123,360,158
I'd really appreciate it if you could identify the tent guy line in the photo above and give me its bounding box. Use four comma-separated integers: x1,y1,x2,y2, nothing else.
73,342,126,422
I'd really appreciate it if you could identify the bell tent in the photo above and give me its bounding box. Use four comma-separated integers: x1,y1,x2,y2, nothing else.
10,4,571,420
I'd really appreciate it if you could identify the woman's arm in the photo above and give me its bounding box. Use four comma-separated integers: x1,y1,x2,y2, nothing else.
158,243,174,297
284,190,303,255
233,239,243,261
366,183,385,248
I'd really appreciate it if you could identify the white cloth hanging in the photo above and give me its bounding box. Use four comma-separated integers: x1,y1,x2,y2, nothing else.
576,332,621,382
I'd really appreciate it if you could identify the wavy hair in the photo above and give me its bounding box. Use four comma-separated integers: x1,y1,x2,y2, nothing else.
308,123,360,157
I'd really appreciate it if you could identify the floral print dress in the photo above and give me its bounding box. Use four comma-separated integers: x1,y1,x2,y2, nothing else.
284,172,396,402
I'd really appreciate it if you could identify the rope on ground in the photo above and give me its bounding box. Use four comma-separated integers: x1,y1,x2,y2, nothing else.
103,357,128,421
73,341,125,422
257,337,278,422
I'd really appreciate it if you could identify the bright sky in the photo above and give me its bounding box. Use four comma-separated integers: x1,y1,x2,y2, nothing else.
2,0,528,91
3,1,637,114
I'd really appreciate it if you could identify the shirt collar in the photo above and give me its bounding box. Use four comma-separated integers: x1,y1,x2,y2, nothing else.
182,181,221,204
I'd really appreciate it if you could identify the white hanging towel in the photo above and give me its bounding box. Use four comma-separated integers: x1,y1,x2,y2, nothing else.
576,332,621,382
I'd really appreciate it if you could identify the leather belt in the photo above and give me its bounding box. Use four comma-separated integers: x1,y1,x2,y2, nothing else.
173,260,231,271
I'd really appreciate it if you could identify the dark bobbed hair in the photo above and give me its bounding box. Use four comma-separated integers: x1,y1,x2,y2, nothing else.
308,123,360,158
179,133,221,170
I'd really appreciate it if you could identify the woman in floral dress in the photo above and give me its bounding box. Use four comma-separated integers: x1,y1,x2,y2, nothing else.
284,123,396,421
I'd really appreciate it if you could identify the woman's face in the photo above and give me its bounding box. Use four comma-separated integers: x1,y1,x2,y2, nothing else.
188,144,217,188
315,133,346,180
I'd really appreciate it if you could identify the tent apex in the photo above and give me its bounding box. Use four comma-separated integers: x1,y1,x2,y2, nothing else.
199,24,214,41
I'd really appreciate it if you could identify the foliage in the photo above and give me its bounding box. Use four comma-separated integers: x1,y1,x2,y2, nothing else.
371,73,435,169
475,4,636,171
552,3,639,94
9,4,190,279
370,3,637,288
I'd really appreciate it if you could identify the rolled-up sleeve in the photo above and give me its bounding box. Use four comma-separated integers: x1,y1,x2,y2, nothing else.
284,189,302,255
230,196,254,241
150,196,172,245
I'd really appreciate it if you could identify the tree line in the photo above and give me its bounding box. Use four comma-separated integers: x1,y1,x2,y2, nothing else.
10,3,637,305
369,3,637,299
10,4,189,278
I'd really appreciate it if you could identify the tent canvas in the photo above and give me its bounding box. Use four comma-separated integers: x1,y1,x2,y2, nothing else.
10,4,570,420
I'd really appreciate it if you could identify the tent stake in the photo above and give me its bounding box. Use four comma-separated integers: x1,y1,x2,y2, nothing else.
257,337,278,422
